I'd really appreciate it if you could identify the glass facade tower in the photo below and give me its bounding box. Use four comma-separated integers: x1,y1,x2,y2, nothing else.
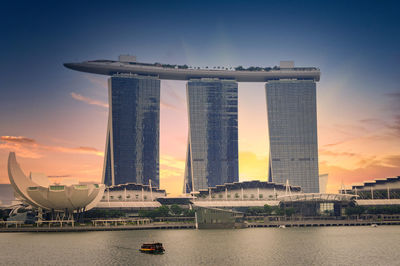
266,80,319,193
103,74,160,187
184,79,239,193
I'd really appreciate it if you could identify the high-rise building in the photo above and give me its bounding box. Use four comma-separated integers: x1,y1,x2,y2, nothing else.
65,57,321,194
103,74,160,187
319,173,329,193
266,79,319,193
184,79,239,193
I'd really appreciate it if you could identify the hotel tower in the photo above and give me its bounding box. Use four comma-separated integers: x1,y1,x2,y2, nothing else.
183,79,239,193
103,74,160,187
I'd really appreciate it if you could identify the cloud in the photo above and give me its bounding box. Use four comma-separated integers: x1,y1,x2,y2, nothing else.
322,141,347,148
0,141,42,159
320,153,400,192
164,84,185,104
50,146,103,156
386,115,400,136
382,155,400,168
160,100,179,110
359,118,383,125
160,80,186,110
160,155,185,171
84,74,108,90
319,149,357,157
383,92,400,136
239,151,268,181
332,123,368,136
385,92,400,99
159,154,185,196
0,135,103,158
1,136,36,144
70,92,108,108
72,91,182,111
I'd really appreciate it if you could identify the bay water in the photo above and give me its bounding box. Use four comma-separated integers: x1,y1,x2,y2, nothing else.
1,226,399,265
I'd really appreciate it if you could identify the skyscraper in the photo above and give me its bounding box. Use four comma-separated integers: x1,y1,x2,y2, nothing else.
266,79,319,193
184,79,239,193
103,74,160,187
65,57,320,194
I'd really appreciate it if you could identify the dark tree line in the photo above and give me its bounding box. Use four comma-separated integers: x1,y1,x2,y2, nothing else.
345,205,400,216
139,205,195,218
245,205,295,216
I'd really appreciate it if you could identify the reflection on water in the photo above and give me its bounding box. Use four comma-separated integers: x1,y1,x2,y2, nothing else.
1,226,399,266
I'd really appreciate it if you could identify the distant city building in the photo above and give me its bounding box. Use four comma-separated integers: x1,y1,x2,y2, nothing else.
184,79,239,193
103,74,160,187
266,68,320,193
195,206,245,229
192,180,356,216
0,184,16,207
319,174,329,193
96,183,166,210
341,176,400,200
195,180,301,202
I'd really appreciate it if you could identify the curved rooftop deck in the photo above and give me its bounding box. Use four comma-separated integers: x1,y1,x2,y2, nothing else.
64,59,320,82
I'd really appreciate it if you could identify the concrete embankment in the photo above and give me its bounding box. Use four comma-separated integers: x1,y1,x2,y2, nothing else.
247,220,400,228
0,223,195,233
2,220,400,232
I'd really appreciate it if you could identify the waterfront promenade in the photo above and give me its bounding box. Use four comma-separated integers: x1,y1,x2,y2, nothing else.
2,217,400,232
0,222,195,233
247,220,400,228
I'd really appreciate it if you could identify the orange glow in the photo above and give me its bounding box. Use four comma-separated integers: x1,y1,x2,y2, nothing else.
1,80,399,196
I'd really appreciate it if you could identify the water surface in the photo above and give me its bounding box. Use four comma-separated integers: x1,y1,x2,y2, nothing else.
1,226,399,265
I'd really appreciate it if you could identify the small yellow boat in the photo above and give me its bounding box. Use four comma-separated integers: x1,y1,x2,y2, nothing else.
140,243,165,254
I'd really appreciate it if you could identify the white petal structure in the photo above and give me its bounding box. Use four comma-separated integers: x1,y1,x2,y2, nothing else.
8,152,105,212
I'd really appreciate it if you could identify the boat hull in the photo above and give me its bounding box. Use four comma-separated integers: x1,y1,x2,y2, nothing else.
139,249,164,254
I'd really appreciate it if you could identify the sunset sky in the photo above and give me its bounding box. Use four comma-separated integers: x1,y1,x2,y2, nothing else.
0,1,399,195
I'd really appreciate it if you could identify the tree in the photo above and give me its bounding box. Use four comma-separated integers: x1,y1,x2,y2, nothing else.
285,207,295,217
170,204,183,216
345,206,365,216
85,209,125,219
0,209,9,221
139,206,170,218
157,206,170,217
247,207,263,215
274,207,285,216
183,209,195,217
263,204,273,215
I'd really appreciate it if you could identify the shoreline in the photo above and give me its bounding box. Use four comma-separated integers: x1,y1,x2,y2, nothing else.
0,223,195,233
1,220,400,233
248,220,400,228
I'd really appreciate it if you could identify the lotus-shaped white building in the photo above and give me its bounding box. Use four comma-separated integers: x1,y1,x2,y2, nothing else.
8,152,105,212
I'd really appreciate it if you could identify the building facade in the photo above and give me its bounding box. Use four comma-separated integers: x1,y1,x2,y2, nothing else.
184,79,239,193
101,183,166,202
195,180,301,201
8,152,105,212
342,176,400,199
266,79,319,193
103,74,160,187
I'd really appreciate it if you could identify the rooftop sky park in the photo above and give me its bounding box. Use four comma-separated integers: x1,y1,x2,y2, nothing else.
64,55,320,82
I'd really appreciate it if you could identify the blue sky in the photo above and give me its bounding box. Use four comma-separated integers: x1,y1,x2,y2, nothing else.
0,0,399,194
1,0,399,98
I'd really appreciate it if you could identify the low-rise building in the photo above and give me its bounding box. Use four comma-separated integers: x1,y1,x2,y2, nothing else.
341,176,400,200
195,180,301,201
95,183,166,210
